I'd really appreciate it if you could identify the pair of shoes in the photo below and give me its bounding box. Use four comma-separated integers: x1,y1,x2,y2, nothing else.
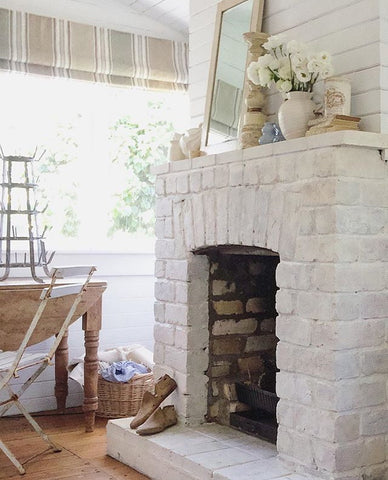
130,374,177,436
136,405,177,435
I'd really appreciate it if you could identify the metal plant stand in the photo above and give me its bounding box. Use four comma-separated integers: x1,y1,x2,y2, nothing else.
0,153,55,282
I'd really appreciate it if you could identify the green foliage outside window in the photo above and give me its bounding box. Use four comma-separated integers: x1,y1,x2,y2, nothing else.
108,101,174,236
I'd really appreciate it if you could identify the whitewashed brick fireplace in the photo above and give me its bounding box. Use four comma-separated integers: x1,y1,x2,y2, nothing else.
150,132,388,480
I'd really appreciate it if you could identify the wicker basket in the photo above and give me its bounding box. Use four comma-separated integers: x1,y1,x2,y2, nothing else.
96,371,154,418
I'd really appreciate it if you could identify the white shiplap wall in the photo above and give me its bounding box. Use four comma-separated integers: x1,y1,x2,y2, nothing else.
190,0,386,133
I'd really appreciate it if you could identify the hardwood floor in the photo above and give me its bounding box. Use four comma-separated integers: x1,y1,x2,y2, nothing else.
0,413,149,479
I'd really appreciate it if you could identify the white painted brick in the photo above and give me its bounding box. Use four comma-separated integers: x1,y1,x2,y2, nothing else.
154,302,165,323
164,346,187,373
334,413,360,442
276,262,313,290
315,206,336,234
274,154,295,183
276,290,296,315
154,259,165,278
154,322,175,346
361,350,388,375
276,316,312,347
335,441,364,472
276,371,296,401
164,217,173,238
279,191,301,261
155,239,176,259
154,218,165,239
175,281,188,303
359,236,388,262
176,174,189,193
253,187,270,247
333,293,360,321
165,174,177,194
202,168,215,190
242,162,259,185
215,188,228,245
192,193,205,248
258,157,278,184
227,187,243,245
165,303,189,325
361,408,388,435
189,170,201,192
297,292,334,320
240,187,256,246
362,436,386,466
194,154,216,168
155,177,165,195
311,320,385,350
155,281,175,302
153,343,165,364
229,164,244,186
360,292,388,318
182,197,195,250
214,165,229,188
216,149,242,165
155,198,173,217
266,188,284,252
203,190,216,245
336,380,386,411
165,260,188,281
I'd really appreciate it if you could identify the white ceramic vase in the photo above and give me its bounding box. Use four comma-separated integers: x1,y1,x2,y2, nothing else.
278,91,316,139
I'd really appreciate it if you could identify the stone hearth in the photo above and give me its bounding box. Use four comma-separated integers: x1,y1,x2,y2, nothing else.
107,131,388,480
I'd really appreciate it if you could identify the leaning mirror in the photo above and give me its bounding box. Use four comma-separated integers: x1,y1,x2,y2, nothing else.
202,0,265,149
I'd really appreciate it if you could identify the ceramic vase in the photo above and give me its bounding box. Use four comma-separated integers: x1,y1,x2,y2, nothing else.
278,91,316,139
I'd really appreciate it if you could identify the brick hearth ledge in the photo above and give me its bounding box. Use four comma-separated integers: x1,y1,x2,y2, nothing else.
107,131,388,480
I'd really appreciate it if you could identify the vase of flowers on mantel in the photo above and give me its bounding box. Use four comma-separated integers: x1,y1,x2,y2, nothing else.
247,35,334,140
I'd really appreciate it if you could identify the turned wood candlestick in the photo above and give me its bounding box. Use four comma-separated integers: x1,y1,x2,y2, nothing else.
239,32,269,149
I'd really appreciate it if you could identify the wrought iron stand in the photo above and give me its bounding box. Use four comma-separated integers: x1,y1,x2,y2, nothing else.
0,153,54,282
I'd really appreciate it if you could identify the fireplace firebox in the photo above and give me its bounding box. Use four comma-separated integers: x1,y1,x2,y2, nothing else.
196,246,279,443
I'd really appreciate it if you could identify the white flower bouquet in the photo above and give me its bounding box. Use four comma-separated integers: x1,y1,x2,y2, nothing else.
247,35,334,93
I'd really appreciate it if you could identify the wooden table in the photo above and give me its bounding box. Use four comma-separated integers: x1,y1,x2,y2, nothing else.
0,280,107,432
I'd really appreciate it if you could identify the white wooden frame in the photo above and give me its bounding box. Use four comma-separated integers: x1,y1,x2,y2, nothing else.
202,0,265,152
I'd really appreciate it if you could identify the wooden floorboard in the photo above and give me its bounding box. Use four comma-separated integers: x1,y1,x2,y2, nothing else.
0,413,149,480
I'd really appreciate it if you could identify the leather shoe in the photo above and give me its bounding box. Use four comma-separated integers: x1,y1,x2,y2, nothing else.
136,405,177,436
130,374,177,429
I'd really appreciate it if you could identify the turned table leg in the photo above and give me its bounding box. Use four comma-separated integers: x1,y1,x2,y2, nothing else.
55,330,69,412
82,298,102,432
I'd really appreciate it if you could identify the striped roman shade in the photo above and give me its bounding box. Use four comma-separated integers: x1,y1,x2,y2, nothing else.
210,79,243,136
0,8,188,91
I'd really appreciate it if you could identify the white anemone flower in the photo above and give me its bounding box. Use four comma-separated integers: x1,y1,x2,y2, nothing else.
287,40,308,55
318,51,331,63
247,61,260,85
259,67,273,87
257,53,274,68
307,57,323,74
278,57,292,80
295,68,311,83
263,34,285,51
319,64,334,79
276,79,292,93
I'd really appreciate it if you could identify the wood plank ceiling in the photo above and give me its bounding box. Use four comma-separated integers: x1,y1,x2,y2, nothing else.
103,0,189,37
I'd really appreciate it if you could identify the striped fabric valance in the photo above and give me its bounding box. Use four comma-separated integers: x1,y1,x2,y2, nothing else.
0,8,188,91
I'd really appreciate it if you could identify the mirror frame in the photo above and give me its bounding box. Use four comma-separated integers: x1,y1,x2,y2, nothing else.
202,0,265,152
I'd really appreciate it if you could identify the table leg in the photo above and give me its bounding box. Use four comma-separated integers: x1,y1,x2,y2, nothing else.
82,298,102,432
54,330,69,412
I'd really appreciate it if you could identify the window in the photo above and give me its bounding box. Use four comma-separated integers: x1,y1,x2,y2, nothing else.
0,71,189,252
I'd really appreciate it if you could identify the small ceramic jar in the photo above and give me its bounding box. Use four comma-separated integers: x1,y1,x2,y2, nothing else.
324,76,351,116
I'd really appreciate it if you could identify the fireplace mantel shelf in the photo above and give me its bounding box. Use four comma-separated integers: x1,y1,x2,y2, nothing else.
153,130,388,176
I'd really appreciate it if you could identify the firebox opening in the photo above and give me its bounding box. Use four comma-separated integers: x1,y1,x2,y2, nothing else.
197,245,280,444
